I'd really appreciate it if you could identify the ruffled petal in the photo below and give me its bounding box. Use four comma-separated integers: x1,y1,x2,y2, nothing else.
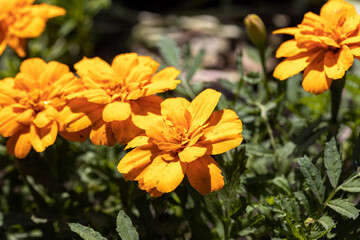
59,127,90,142
273,27,300,36
273,51,317,80
125,135,150,149
302,53,332,94
143,67,181,96
64,99,103,132
200,109,243,155
276,39,306,58
89,120,116,146
117,143,159,179
111,117,144,145
187,89,221,134
186,155,224,195
178,145,207,163
26,3,66,19
74,57,115,82
160,97,190,128
111,53,139,80
324,45,353,79
139,155,186,194
30,121,57,152
0,106,24,137
102,101,131,122
6,126,32,159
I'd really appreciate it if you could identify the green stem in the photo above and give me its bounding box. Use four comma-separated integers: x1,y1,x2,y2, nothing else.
317,170,360,219
259,47,269,101
181,77,195,99
329,75,346,136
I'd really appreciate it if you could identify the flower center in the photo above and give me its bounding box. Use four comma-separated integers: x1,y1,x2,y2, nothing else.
18,90,50,113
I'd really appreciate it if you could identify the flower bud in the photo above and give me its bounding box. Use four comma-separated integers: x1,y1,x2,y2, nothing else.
244,14,267,50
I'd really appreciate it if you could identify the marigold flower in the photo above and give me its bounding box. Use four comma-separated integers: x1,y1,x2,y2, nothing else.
0,0,65,57
0,58,85,159
62,53,181,146
273,0,360,94
117,89,243,197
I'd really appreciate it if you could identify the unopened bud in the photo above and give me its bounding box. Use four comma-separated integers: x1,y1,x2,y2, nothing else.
244,14,267,50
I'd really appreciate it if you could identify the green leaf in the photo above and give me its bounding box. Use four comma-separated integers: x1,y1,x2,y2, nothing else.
324,137,342,188
68,223,107,240
340,178,360,192
185,49,205,83
116,210,139,240
317,215,336,230
158,37,181,68
271,176,293,196
326,198,359,219
298,156,325,204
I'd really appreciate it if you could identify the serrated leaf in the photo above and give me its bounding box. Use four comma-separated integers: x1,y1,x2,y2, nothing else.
324,137,342,188
185,49,204,82
317,215,336,230
68,223,107,240
116,210,139,240
158,37,181,68
340,178,360,192
326,198,359,219
294,191,311,214
272,176,292,196
298,156,325,204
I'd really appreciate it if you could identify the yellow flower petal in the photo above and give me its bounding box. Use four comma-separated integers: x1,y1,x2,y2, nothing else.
138,56,160,72
276,40,305,58
19,58,47,82
200,109,243,155
89,120,116,146
6,127,32,159
30,121,57,152
102,101,131,122
273,27,300,35
320,0,357,23
59,127,90,142
324,45,353,79
187,89,221,134
186,155,224,195
75,57,115,82
111,53,139,80
144,67,181,96
111,118,144,145
302,53,332,94
16,108,35,124
178,145,207,163
273,51,316,80
160,97,190,128
11,16,46,38
125,135,150,150
117,143,158,179
0,106,24,137
140,155,186,194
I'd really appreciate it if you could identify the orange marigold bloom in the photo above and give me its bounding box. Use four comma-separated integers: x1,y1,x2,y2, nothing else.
273,0,360,94
0,58,84,159
117,89,243,197
0,0,65,57
62,53,181,146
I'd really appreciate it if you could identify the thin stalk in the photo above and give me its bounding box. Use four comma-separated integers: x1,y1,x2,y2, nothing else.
316,170,360,219
259,47,269,101
329,75,346,137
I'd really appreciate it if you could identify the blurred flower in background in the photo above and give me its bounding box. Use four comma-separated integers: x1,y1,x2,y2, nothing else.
0,0,65,57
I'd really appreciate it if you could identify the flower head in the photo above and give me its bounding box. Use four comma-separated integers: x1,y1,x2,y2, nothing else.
273,0,360,94
0,58,82,158
117,89,243,197
0,0,65,57
62,53,181,146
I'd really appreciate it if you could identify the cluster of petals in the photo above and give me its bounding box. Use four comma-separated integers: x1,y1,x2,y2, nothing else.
273,0,360,94
62,53,181,146
0,0,65,57
0,58,83,159
117,89,243,197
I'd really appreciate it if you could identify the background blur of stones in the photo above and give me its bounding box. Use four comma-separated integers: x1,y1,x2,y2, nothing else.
93,0,360,84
